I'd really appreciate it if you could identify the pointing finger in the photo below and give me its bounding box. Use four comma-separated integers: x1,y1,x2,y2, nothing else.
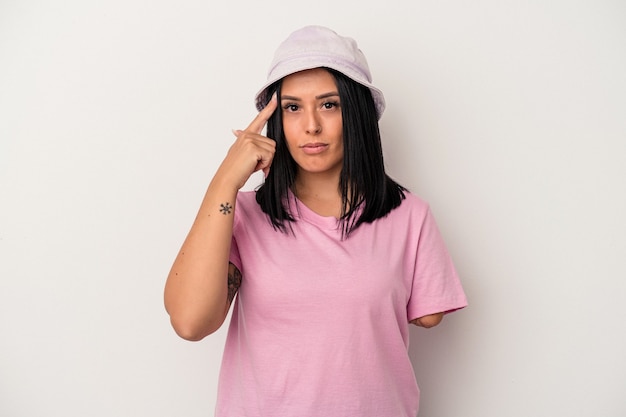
245,92,278,134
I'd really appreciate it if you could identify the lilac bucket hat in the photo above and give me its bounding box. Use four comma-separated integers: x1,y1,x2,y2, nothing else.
254,25,386,119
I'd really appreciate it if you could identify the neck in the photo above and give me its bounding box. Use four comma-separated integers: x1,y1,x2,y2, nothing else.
293,170,343,218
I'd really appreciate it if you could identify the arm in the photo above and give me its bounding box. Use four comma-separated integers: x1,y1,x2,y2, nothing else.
164,95,277,341
411,312,445,328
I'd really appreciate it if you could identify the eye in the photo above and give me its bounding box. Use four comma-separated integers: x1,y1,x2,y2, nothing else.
322,101,339,110
283,103,299,112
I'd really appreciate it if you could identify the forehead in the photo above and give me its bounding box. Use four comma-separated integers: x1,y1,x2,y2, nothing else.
281,68,338,95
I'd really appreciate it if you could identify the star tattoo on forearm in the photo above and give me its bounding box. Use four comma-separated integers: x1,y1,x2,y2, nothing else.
220,202,232,215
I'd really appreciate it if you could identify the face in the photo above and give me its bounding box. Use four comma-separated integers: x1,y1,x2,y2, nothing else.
280,68,343,179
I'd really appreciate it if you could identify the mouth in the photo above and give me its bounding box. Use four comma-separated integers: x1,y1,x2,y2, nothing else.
300,143,329,155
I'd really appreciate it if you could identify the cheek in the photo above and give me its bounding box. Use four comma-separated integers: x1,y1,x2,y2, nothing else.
283,131,297,151
282,133,300,161
327,114,343,136
281,120,296,146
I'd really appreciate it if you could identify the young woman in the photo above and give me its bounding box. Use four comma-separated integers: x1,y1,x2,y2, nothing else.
164,25,467,416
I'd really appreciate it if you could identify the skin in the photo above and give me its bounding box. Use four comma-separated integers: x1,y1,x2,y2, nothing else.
280,68,345,217
164,68,443,341
163,92,278,341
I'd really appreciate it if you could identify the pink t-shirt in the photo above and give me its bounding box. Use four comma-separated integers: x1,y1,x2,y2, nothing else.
216,191,467,416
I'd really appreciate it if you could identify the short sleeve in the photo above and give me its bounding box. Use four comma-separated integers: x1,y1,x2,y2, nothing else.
406,207,468,321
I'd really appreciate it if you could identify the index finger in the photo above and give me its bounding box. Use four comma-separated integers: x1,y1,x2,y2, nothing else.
245,92,278,134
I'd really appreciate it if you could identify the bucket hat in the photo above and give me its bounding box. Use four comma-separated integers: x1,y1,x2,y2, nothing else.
254,25,386,119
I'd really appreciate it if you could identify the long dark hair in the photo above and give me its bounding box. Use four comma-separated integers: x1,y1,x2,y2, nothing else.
255,67,406,238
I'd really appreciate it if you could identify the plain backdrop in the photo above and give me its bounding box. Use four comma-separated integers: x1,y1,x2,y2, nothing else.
1,1,625,416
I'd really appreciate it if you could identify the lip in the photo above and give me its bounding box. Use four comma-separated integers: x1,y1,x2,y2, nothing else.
300,143,329,155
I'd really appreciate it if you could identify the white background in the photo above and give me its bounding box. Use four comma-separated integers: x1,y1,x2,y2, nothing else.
1,1,625,416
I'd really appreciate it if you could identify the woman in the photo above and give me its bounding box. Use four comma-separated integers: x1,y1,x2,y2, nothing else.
164,25,467,416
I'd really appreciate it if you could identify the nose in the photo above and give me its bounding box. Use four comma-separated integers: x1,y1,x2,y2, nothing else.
304,110,322,135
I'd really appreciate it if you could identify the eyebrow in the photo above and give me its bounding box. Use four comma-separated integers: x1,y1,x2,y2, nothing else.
281,92,340,101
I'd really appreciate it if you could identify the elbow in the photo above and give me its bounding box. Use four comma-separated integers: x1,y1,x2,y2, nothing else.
164,292,228,341
173,326,209,342
169,314,224,342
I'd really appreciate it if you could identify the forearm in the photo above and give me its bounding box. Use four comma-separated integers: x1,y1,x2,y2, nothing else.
164,176,238,340
164,95,277,341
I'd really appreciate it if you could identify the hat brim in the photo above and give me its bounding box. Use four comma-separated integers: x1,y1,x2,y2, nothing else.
254,61,386,120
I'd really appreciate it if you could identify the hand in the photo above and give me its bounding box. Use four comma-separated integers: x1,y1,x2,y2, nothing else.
215,94,278,190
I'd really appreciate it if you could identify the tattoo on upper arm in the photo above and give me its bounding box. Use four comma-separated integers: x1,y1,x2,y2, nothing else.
220,202,232,215
227,262,242,303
